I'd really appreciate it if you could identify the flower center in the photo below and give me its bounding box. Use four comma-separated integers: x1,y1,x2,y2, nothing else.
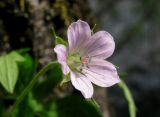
67,53,90,72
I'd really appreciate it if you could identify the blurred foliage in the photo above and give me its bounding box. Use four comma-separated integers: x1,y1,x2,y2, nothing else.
33,62,62,101
15,49,36,94
12,94,102,117
0,50,102,117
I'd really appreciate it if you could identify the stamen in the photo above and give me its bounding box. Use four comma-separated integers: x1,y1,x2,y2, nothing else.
81,56,90,67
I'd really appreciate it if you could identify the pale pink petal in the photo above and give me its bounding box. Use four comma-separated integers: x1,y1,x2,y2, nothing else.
82,31,115,59
54,44,70,75
60,62,70,75
67,20,91,52
82,58,120,87
70,71,93,98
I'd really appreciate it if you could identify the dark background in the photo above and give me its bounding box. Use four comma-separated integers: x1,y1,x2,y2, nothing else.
0,0,160,117
90,0,160,117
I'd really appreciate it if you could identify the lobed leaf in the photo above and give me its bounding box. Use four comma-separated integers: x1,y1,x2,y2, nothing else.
0,51,25,93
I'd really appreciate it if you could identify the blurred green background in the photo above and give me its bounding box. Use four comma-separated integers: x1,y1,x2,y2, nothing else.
0,0,160,117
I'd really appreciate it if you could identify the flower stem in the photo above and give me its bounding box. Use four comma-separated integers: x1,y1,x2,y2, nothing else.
8,61,58,116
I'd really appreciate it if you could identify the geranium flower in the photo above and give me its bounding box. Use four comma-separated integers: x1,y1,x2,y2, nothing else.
54,20,120,98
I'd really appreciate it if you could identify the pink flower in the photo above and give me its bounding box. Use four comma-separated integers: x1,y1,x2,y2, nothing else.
54,20,120,98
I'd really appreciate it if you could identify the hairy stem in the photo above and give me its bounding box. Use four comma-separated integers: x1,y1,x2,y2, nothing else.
8,61,58,116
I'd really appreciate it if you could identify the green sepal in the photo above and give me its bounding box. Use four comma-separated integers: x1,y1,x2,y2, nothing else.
60,74,70,86
55,36,68,46
51,27,68,46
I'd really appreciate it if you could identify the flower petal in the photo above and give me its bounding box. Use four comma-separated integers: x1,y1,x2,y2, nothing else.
70,71,93,98
67,20,91,52
54,44,70,75
60,62,70,75
82,58,120,87
82,31,115,59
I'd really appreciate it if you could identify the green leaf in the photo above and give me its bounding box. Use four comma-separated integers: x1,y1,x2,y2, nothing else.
15,53,35,93
27,93,58,117
33,62,63,101
38,95,102,117
55,96,102,117
11,95,35,117
118,80,137,117
9,61,59,115
0,101,4,117
0,51,25,93
28,93,43,112
11,93,43,117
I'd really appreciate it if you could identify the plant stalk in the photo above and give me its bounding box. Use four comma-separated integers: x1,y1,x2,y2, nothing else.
8,61,58,116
